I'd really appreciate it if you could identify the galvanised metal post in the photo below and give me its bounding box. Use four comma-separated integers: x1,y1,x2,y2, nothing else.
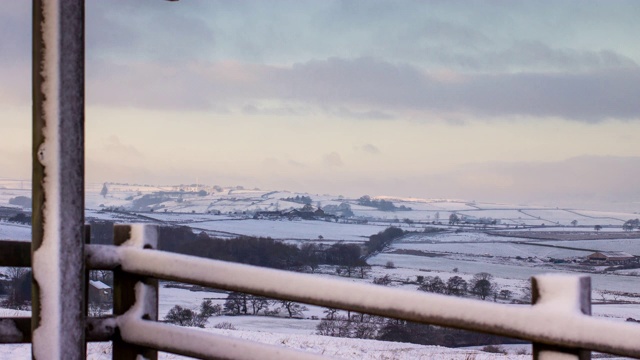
532,275,591,360
112,225,159,360
32,0,86,358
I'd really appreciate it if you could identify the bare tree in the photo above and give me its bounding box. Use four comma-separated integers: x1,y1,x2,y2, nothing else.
3,267,30,309
224,292,248,315
278,300,308,318
323,307,338,320
446,276,467,296
248,295,270,315
470,272,496,300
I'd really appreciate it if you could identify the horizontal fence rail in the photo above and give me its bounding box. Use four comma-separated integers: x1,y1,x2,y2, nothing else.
120,283,332,360
0,241,31,267
86,228,640,360
0,317,116,344
3,233,640,358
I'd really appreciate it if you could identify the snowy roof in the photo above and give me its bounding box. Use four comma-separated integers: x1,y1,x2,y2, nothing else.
589,251,635,259
89,280,111,290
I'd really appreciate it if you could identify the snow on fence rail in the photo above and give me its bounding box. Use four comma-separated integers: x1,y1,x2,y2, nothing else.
3,224,640,359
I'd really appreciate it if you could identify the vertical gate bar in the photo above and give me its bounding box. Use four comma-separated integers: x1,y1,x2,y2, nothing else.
112,225,158,360
32,0,86,359
84,225,91,319
532,275,591,360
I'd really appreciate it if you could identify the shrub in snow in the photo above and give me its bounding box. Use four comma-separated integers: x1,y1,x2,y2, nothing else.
481,345,506,354
373,274,392,286
316,316,352,338
165,299,219,328
213,322,237,330
418,276,446,294
164,306,206,328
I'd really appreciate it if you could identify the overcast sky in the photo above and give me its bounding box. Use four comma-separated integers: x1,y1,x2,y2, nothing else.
2,1,640,211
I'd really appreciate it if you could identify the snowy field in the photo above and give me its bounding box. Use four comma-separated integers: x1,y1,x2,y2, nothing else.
0,331,531,360
391,241,591,259
369,252,640,295
2,179,640,358
0,222,30,241
537,239,640,256
183,219,391,241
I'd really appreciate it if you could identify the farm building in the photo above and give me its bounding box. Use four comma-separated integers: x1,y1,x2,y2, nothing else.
586,251,638,265
88,280,112,304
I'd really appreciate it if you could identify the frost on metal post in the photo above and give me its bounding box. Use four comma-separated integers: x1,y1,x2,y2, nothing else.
113,225,159,360
31,0,85,359
532,275,591,360
118,283,334,360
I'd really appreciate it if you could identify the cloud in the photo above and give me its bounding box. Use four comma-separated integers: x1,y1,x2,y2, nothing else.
328,107,394,120
323,152,343,167
288,160,306,168
442,155,640,208
87,56,640,122
5,1,639,122
492,41,638,71
241,104,308,117
103,136,143,158
361,144,380,155
86,1,216,63
312,155,640,212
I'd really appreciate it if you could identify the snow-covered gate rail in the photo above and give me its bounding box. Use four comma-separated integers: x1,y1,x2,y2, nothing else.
2,1,640,359
4,228,640,359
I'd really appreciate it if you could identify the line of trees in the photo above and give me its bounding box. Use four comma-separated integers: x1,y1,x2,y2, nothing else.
164,292,311,327
280,195,312,205
316,313,523,347
357,196,411,211
417,272,501,301
223,292,308,318
87,222,378,275
365,226,405,255
8,196,31,208
2,212,31,225
164,299,222,328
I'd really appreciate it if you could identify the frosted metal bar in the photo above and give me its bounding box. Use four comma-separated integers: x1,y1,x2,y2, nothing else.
112,225,158,360
0,317,116,344
116,247,640,358
32,0,86,358
532,275,591,360
119,282,333,360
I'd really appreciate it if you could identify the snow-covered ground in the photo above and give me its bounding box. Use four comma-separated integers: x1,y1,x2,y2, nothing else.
0,330,530,360
184,219,388,241
0,222,30,241
1,179,640,358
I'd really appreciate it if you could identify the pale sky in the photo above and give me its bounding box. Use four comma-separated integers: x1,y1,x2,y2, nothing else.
2,1,640,211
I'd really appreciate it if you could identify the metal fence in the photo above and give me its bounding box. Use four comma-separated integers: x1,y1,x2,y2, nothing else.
1,1,639,359
3,226,640,359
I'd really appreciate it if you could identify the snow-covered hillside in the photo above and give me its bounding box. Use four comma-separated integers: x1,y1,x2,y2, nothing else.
1,179,640,359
